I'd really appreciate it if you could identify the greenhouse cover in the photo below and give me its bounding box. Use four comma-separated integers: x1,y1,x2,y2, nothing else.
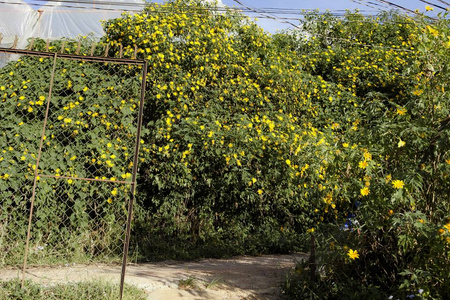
0,0,148,49
0,0,224,49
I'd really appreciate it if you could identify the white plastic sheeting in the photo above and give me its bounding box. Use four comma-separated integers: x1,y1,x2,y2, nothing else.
0,0,145,49
0,0,39,48
1,0,225,46
0,0,225,50
30,0,146,40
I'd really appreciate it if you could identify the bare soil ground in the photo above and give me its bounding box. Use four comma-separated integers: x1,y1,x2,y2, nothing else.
0,253,307,299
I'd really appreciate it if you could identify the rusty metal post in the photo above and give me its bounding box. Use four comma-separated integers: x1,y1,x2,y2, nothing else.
119,61,148,300
21,53,58,288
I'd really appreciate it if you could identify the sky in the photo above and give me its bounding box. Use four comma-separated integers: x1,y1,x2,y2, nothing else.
20,0,449,33
220,0,448,32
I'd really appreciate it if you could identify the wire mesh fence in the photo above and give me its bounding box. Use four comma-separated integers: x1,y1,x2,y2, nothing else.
0,46,147,296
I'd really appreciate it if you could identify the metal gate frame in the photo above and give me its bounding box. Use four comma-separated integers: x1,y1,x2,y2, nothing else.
0,47,147,300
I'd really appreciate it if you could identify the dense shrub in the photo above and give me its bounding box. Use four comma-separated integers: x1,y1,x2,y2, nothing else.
281,9,450,299
1,0,350,262
101,0,361,257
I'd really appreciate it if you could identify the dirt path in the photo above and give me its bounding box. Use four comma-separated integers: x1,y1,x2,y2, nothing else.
0,253,307,299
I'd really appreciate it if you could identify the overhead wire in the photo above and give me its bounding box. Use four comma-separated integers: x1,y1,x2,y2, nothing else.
7,0,378,14
231,0,301,29
419,0,448,10
1,0,436,54
0,0,446,25
0,0,380,17
228,0,418,52
229,0,419,30
350,0,392,11
436,0,450,6
370,0,419,14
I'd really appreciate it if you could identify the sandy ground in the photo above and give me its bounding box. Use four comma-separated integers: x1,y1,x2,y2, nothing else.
0,253,307,299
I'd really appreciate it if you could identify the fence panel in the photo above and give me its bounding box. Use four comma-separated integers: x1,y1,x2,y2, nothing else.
0,55,53,265
0,49,147,297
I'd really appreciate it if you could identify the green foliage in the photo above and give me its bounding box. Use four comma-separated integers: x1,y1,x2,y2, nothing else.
0,279,146,300
280,9,450,299
102,0,349,256
0,52,143,265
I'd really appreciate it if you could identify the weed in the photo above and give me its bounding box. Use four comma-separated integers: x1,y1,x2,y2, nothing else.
205,277,223,289
178,276,197,290
0,278,146,300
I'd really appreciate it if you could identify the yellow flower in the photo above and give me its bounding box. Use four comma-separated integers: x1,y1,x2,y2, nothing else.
426,25,438,37
347,249,359,260
257,189,263,195
398,139,406,148
396,107,407,115
412,89,423,96
445,159,450,165
286,159,291,166
385,174,392,183
392,180,404,189
107,198,113,203
358,161,368,169
111,188,118,196
343,143,349,148
444,223,450,232
425,5,434,11
363,152,372,161
360,187,370,196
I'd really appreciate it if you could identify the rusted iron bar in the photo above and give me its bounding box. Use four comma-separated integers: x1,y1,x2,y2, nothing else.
0,47,145,65
119,59,148,300
22,52,58,288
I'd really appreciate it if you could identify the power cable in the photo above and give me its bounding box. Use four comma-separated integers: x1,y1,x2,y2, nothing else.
0,0,433,53
231,0,301,29
435,0,450,6
0,0,445,26
419,0,448,10
0,0,379,18
351,0,392,11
